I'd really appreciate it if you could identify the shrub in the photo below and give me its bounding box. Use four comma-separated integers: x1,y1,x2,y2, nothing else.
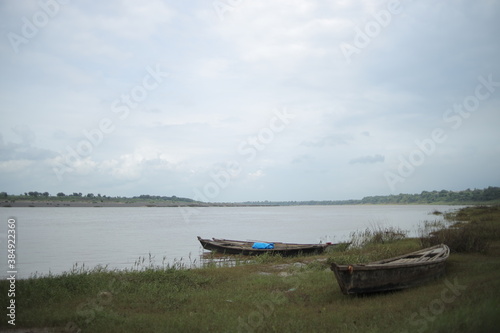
349,225,408,248
418,209,499,253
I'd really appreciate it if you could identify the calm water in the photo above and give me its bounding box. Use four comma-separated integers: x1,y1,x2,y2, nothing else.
0,205,462,278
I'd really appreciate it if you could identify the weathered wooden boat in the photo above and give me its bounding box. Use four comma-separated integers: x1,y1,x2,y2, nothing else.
330,244,450,295
198,236,343,256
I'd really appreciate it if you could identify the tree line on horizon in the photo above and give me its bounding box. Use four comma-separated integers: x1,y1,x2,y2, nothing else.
1,186,499,205
0,191,195,203
243,187,500,205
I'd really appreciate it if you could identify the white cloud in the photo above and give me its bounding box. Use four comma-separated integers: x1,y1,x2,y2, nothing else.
349,154,385,165
0,160,34,173
247,169,265,181
196,58,232,78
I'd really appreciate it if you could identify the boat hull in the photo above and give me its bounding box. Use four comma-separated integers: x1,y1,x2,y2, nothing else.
198,237,335,256
331,244,449,294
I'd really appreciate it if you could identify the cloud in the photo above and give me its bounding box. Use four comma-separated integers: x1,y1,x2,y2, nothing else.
0,160,34,173
301,134,353,148
349,154,385,165
0,1,499,201
0,131,58,162
291,154,313,164
247,169,265,181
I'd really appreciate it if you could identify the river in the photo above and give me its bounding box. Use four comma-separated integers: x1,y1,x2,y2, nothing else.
0,205,461,278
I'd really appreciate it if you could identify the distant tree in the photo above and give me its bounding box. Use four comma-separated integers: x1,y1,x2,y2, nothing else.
57,192,66,197
484,187,500,201
86,193,94,198
42,192,50,197
0,192,7,198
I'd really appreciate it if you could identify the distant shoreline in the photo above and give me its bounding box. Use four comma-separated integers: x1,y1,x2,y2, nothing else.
0,200,482,208
2,187,499,207
0,201,232,208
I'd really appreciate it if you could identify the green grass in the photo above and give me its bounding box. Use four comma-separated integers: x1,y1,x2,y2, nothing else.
2,206,500,332
420,205,500,253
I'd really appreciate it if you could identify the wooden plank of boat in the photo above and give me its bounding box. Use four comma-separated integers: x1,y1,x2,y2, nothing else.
212,238,324,249
330,244,450,295
197,236,342,256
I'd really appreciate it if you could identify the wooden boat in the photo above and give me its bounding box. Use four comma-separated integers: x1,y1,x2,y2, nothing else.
330,244,450,295
197,236,343,256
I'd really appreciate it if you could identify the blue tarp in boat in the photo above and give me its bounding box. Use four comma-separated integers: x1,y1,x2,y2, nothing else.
252,242,275,249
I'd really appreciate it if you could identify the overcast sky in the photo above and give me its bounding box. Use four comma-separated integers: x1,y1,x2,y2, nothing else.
1,0,499,202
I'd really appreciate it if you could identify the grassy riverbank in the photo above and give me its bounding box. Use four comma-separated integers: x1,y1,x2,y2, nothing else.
2,206,500,332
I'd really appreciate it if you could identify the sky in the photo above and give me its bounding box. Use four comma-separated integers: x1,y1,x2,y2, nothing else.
0,0,499,202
